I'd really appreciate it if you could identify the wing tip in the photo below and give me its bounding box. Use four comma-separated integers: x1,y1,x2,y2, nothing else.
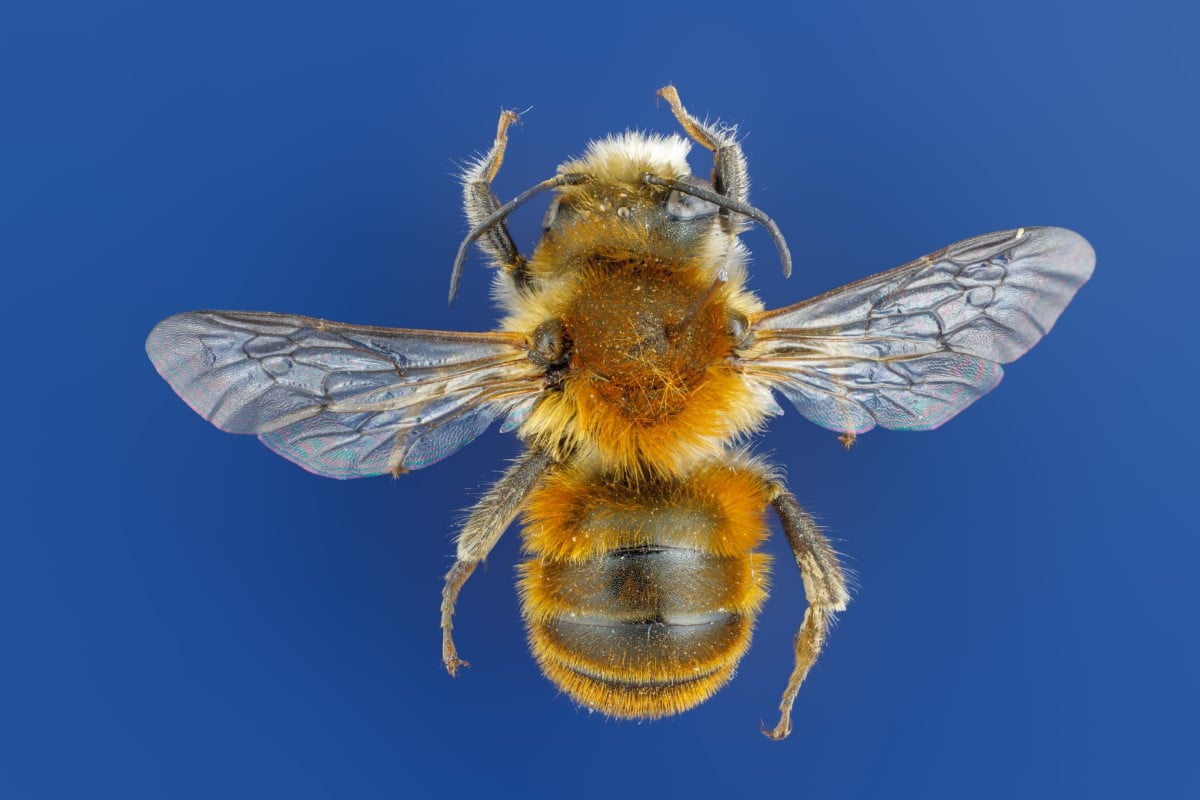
145,312,197,399
144,313,180,373
145,310,213,370
1031,226,1096,285
145,311,249,432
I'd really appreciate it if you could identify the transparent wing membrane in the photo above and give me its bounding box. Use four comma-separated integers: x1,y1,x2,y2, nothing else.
746,227,1094,434
146,311,542,477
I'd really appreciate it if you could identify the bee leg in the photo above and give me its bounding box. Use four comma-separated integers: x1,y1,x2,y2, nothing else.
658,85,750,220
460,109,529,287
440,448,554,676
763,482,851,741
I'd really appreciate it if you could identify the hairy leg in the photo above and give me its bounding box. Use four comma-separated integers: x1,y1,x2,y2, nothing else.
658,85,750,221
763,481,851,740
440,448,554,674
459,109,528,280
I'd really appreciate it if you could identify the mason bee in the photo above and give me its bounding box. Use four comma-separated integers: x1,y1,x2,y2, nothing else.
146,86,1094,740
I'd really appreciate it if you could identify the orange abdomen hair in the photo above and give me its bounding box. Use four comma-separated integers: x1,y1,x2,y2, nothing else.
517,460,773,718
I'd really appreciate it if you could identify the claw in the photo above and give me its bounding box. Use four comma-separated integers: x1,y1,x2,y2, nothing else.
444,655,471,678
761,716,792,741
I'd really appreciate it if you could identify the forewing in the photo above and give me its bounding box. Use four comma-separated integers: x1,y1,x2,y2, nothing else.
146,311,542,478
746,227,1094,434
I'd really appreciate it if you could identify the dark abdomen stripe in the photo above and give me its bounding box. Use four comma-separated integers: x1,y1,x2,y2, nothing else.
525,546,753,619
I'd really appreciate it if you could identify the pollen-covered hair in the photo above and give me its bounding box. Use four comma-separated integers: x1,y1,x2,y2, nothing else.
559,131,693,183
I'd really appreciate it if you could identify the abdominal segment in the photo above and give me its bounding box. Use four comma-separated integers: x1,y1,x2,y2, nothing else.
518,461,773,719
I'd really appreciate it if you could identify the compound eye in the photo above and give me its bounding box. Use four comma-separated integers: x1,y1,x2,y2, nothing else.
665,177,719,221
542,196,562,231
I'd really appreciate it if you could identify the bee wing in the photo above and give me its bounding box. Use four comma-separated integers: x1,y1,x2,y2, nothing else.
744,227,1094,435
146,311,543,478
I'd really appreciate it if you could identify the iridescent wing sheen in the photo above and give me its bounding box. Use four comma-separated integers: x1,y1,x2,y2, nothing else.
146,311,543,478
744,227,1094,435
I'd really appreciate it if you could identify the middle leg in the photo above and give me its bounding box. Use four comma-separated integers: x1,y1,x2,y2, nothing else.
440,447,554,675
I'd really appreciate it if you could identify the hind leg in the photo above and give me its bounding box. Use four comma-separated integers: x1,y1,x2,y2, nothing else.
763,481,851,741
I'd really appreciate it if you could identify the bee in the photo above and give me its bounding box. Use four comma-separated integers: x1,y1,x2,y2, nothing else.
146,86,1094,739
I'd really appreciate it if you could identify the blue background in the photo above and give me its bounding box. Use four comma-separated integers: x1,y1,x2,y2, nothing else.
5,1,1196,797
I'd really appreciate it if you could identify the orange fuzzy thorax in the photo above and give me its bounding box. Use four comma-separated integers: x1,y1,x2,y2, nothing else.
506,191,768,477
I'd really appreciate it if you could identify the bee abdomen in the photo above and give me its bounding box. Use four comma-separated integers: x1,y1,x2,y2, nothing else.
517,460,774,719
520,543,771,719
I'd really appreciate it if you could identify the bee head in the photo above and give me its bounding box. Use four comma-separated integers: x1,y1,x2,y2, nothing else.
542,131,790,278
542,175,720,253
449,131,789,303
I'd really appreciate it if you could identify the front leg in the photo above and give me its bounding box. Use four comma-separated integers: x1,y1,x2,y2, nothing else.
459,109,528,283
658,85,750,225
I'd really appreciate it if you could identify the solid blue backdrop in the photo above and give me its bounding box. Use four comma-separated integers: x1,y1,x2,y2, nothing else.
4,1,1196,797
